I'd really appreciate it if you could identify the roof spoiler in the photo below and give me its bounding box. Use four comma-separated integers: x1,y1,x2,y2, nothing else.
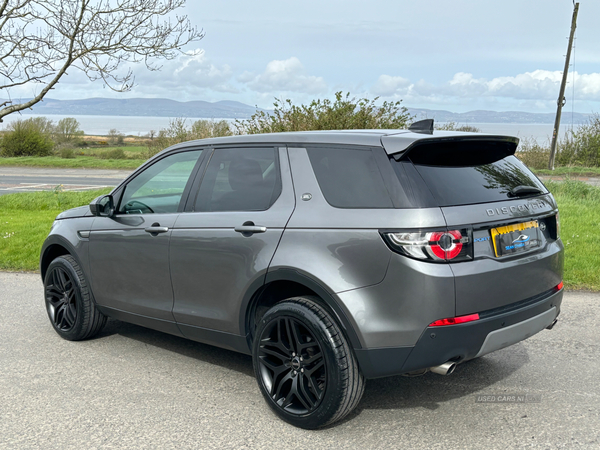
408,119,434,134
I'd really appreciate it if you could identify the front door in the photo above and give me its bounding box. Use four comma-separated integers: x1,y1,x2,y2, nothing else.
89,150,204,321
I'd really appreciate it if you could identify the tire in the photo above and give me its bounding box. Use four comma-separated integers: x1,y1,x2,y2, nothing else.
44,255,107,341
252,296,365,429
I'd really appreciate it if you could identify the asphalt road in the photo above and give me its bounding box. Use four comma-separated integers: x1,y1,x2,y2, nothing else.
0,167,132,196
0,272,598,450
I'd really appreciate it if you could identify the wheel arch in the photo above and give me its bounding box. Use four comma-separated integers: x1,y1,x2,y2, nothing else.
241,268,363,351
40,236,83,281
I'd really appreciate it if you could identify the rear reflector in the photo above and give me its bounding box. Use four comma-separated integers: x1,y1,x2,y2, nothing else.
557,281,564,290
429,313,480,327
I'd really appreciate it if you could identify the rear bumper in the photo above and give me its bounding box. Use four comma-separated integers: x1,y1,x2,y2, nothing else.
355,287,563,379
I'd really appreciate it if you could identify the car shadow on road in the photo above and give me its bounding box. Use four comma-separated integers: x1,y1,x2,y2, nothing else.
98,318,255,378
97,317,529,421
334,345,530,426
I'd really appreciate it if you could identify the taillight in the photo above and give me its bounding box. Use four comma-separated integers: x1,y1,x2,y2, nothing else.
429,313,480,327
556,281,564,290
382,228,472,262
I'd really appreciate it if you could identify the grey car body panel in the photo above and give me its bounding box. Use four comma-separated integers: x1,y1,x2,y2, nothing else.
56,205,93,219
442,193,563,315
441,194,557,227
88,213,179,322
336,254,456,348
40,217,95,281
170,148,295,335
451,240,564,316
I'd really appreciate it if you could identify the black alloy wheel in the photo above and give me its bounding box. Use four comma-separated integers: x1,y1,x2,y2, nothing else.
257,315,326,414
253,297,365,429
46,265,78,332
44,255,107,341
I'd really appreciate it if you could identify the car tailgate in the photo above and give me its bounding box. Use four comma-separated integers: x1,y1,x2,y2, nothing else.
442,195,563,315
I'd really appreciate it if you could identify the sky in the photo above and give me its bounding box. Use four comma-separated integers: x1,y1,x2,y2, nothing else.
8,0,600,114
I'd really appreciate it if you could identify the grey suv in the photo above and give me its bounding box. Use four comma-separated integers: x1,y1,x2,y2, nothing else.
41,123,564,429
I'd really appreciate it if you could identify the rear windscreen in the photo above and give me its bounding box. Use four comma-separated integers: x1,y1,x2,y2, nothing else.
391,141,547,207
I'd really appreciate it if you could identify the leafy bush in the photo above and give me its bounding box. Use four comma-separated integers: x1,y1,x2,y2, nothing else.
556,114,600,167
516,137,551,170
55,118,84,144
58,147,76,159
435,122,481,132
235,92,411,134
146,118,233,158
97,148,127,159
516,114,600,169
0,118,54,157
107,128,124,145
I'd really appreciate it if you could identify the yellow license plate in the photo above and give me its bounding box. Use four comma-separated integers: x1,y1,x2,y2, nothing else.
491,220,540,257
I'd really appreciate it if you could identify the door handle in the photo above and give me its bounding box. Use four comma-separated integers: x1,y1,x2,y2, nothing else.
145,223,169,235
235,221,267,236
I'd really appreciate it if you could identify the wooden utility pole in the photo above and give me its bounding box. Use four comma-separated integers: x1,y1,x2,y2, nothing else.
548,2,579,170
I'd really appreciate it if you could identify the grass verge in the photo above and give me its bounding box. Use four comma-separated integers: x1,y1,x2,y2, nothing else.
0,189,111,271
533,166,600,177
0,182,598,291
0,155,144,170
544,180,600,291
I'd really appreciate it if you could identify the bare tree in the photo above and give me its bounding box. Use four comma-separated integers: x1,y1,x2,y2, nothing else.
0,0,203,121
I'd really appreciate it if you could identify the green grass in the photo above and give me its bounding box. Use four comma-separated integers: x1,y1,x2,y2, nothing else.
534,166,600,177
0,155,144,169
0,189,111,271
545,180,600,291
1,182,599,291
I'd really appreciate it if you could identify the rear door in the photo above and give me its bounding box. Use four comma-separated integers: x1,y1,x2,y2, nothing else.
169,146,295,339
389,139,563,315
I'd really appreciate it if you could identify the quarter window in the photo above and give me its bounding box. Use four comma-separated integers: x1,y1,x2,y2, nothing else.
307,147,393,208
194,148,281,212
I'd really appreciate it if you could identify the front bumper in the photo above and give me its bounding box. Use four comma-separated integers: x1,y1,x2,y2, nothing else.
355,287,563,379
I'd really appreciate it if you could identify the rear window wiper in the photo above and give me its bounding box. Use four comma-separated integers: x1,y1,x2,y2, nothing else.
508,185,543,197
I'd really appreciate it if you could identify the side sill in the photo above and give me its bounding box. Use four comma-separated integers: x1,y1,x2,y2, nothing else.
97,306,251,355
97,305,184,338
178,324,251,355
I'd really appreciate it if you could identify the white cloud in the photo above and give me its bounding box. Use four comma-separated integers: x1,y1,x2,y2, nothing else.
137,50,237,94
371,75,410,96
241,57,327,94
372,70,600,108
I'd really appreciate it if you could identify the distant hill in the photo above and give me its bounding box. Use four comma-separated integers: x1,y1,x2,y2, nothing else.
5,97,591,124
408,108,590,125
12,97,262,119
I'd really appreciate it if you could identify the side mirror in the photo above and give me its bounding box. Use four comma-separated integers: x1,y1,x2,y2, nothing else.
89,195,115,218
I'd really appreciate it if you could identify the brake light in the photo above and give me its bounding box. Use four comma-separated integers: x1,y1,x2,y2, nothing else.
382,228,472,262
556,281,564,290
429,313,480,327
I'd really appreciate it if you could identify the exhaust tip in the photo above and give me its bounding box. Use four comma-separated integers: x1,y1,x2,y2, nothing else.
430,361,457,376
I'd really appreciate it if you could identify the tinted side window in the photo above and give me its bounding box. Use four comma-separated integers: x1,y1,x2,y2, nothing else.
194,148,281,212
307,147,393,208
119,150,202,214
